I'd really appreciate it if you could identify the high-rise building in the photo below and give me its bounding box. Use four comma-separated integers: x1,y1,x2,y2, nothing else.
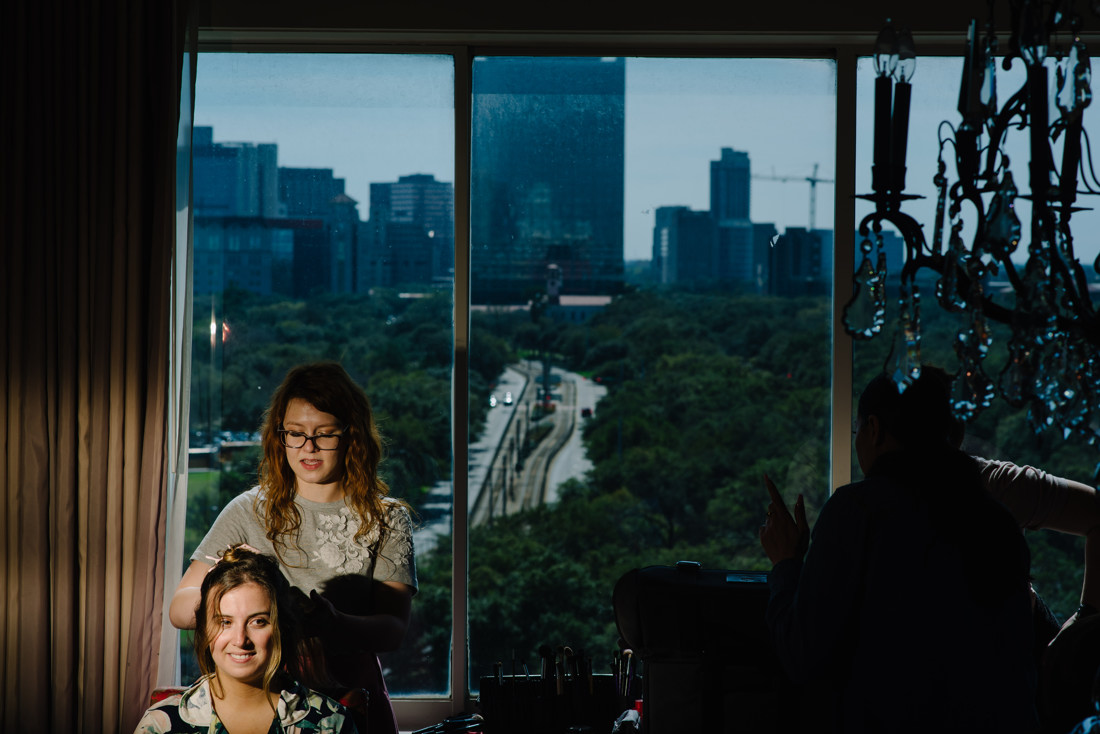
279,167,347,218
193,126,281,219
651,206,717,285
711,148,755,282
471,57,626,304
753,222,779,293
770,227,827,296
279,167,360,296
361,174,454,289
192,127,294,296
191,128,367,298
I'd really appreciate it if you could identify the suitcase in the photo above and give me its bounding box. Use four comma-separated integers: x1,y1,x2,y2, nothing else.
613,561,798,733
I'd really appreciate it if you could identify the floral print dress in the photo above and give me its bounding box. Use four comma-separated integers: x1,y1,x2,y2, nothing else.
134,676,358,734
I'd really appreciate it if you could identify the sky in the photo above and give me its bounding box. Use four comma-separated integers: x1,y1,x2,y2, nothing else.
194,52,1100,265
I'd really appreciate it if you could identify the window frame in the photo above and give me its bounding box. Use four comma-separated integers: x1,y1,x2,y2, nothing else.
183,29,981,728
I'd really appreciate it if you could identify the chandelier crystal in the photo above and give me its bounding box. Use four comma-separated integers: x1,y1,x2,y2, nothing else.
844,2,1100,452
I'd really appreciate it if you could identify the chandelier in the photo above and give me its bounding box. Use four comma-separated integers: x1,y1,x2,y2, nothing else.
844,1,1100,450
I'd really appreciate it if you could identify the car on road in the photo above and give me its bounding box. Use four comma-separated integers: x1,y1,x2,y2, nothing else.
504,391,514,405
581,407,592,418
489,394,498,408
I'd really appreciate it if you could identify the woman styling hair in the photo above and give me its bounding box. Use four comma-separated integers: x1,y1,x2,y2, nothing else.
137,545,357,733
170,362,417,734
759,373,1037,733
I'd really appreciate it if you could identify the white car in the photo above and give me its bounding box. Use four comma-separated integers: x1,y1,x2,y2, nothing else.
504,391,514,405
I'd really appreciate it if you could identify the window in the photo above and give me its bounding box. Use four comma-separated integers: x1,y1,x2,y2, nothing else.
176,29,1100,730
183,53,455,699
182,50,838,726
466,55,836,689
853,57,1099,621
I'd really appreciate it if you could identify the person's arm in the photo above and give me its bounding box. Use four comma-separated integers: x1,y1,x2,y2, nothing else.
1040,478,1100,608
308,581,414,652
761,479,867,683
980,459,1100,607
983,460,1100,607
168,559,214,630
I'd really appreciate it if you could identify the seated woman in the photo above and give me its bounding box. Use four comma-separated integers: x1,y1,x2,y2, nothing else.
135,545,358,734
760,373,1038,733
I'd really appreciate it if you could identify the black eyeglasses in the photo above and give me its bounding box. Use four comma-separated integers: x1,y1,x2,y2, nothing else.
277,426,349,450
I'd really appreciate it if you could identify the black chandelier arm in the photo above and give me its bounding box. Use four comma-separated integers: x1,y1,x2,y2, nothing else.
1047,234,1098,321
1066,256,1098,319
983,85,1030,180
858,210,929,260
1079,128,1100,194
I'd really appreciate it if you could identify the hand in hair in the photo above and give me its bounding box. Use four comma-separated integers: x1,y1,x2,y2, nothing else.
304,589,341,641
203,542,263,566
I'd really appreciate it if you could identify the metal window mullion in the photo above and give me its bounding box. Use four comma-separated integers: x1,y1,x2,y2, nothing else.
452,44,473,716
830,46,857,493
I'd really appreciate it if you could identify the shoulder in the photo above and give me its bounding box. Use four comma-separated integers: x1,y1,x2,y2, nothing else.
382,498,414,529
821,476,913,523
135,678,214,733
828,476,894,507
280,679,355,730
214,486,263,514
974,456,1063,491
134,694,184,734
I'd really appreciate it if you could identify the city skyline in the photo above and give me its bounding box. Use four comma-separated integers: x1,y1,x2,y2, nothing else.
194,53,1100,266
194,54,836,264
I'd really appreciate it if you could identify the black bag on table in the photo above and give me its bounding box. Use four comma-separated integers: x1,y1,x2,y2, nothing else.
612,561,798,734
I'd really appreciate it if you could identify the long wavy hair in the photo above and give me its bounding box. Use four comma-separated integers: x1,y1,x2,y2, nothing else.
256,361,407,562
194,545,301,705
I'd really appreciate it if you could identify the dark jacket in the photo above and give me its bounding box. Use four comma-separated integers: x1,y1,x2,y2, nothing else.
767,449,1038,733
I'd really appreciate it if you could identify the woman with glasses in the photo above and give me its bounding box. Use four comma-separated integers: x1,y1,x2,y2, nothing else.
170,362,417,734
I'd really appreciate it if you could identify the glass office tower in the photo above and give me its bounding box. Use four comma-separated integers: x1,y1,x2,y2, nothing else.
471,56,626,304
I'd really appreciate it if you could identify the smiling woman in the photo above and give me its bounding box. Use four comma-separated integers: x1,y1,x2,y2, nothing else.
136,546,359,733
171,362,417,734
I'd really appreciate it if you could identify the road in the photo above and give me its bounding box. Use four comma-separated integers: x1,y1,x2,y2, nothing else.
416,362,605,552
471,361,606,524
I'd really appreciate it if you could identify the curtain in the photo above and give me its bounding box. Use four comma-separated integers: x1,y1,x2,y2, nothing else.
2,1,190,731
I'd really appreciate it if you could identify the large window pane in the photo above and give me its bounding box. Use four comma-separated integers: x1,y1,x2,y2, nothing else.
184,52,455,695
853,57,1100,622
467,56,836,689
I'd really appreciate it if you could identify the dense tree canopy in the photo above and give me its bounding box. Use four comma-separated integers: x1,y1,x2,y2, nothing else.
186,283,1092,695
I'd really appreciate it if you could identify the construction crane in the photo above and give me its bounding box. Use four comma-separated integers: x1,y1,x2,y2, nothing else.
751,163,835,231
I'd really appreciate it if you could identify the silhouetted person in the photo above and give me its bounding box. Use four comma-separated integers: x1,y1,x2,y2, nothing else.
760,373,1038,733
920,365,1100,731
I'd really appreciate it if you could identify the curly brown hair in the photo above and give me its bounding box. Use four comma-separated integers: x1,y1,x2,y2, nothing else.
256,361,408,563
194,545,301,704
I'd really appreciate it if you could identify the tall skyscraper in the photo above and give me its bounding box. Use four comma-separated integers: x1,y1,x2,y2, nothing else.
279,167,360,296
753,222,779,293
710,148,754,282
651,206,717,285
191,127,367,298
193,126,280,219
471,57,626,304
192,127,290,296
770,227,827,296
361,174,455,289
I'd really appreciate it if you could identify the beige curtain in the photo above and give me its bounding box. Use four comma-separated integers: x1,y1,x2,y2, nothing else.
2,1,190,731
